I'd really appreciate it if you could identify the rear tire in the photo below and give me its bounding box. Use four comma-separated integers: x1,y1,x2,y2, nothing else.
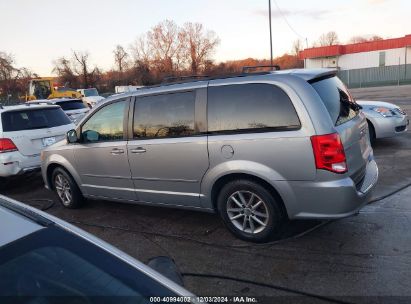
367,121,376,145
217,179,285,243
52,167,84,209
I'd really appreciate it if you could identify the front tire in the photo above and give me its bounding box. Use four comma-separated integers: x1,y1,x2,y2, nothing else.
217,179,285,243
52,168,84,209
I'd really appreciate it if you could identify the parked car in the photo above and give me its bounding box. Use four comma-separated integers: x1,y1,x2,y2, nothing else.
77,88,105,108
100,92,116,99
0,195,194,302
356,100,409,143
115,85,144,94
28,98,89,123
41,69,378,242
0,104,74,182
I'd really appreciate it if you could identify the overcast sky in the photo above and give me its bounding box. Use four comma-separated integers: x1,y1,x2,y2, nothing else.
0,0,409,75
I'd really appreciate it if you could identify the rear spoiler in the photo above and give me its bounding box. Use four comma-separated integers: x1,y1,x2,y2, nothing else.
307,70,338,84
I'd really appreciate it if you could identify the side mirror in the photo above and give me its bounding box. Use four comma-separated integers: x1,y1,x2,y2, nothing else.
67,129,79,143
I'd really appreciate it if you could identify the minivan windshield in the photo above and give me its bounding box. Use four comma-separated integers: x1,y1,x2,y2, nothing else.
311,76,360,126
1,108,72,131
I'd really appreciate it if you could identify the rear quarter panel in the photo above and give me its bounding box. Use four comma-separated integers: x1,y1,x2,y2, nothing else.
201,77,319,209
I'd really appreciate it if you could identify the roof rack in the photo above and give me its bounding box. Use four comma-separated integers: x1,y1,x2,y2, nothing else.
159,70,277,86
161,75,209,84
242,65,281,73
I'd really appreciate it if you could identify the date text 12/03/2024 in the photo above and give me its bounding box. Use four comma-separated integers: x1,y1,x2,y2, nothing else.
149,296,258,303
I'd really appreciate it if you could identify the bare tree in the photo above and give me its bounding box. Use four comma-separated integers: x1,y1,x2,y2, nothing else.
291,39,304,57
52,56,78,87
0,52,16,83
147,20,181,73
0,53,19,99
130,34,152,65
318,31,339,46
180,22,220,74
370,35,383,41
0,53,38,100
348,36,369,44
73,51,92,88
348,35,383,44
113,45,128,73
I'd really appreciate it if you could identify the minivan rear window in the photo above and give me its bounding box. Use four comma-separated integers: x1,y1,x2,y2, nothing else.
1,108,71,132
57,100,87,111
311,76,360,126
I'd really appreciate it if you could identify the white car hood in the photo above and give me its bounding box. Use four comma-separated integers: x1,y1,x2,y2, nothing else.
357,100,399,110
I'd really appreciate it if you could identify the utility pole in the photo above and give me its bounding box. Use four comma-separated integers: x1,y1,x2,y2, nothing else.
269,0,273,66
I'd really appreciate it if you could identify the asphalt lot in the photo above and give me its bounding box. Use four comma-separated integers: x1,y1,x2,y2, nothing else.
2,85,411,303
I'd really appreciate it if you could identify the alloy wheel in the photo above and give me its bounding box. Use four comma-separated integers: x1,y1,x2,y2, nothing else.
54,174,72,206
226,190,269,234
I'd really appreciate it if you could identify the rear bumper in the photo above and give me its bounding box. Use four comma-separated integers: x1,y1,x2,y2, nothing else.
280,159,378,220
0,152,41,177
372,115,409,139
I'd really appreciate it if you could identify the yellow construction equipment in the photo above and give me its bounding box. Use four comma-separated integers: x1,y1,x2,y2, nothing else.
24,77,81,101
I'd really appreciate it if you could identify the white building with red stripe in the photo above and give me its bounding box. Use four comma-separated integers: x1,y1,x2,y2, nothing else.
299,35,411,87
299,35,411,70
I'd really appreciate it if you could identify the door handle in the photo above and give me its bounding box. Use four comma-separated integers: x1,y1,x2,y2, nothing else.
111,148,125,155
131,147,146,154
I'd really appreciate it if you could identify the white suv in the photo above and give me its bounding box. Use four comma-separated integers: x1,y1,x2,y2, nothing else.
0,104,74,181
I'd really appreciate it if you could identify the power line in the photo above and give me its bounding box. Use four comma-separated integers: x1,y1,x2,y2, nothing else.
272,0,307,42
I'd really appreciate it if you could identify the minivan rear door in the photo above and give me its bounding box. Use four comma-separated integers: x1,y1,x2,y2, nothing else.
311,76,372,185
1,107,74,156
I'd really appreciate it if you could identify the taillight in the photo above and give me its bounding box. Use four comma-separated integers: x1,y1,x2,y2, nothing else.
0,138,18,153
310,133,347,174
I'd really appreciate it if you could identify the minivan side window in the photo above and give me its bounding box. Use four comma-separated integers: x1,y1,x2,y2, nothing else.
207,83,300,134
81,101,126,142
133,91,196,139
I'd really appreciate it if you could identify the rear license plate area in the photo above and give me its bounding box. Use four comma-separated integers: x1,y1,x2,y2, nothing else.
42,137,56,147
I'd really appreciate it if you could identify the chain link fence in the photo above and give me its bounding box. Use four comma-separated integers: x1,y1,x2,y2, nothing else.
338,64,411,88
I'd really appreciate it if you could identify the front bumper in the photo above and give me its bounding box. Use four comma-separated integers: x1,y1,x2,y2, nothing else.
279,159,378,220
373,115,409,139
0,152,41,177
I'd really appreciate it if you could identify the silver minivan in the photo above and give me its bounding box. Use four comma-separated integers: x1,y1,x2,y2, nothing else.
41,69,378,242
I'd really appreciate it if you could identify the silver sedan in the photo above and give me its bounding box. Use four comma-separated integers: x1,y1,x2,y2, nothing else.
357,100,409,143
